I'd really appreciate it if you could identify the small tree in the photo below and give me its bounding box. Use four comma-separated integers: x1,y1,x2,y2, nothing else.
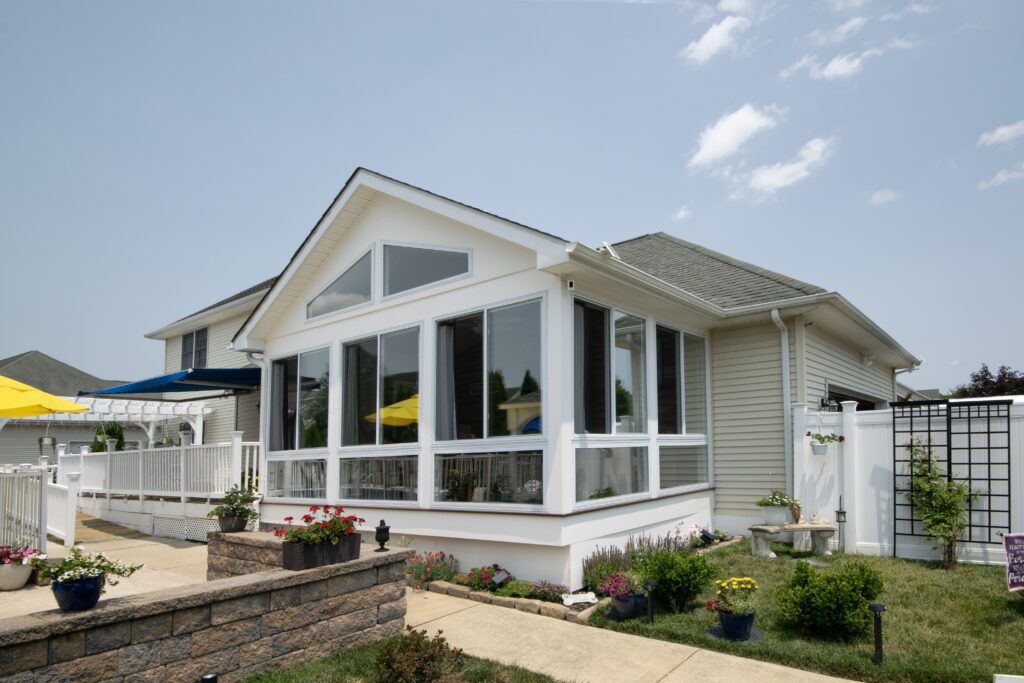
905,440,978,569
948,363,1024,398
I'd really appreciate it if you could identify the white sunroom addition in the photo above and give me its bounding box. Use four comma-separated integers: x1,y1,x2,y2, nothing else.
233,169,715,588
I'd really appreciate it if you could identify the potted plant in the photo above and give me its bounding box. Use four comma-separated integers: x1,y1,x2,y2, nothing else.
206,485,261,532
707,576,759,641
0,546,42,591
30,546,141,611
273,505,365,570
600,571,645,620
755,490,795,525
807,431,844,456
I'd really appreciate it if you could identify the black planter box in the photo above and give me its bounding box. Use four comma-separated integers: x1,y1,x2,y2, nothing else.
282,535,361,571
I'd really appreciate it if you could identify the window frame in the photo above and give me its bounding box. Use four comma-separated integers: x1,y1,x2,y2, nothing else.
380,240,473,301
263,453,330,503
304,248,375,323
267,344,332,456
180,327,209,371
338,323,423,452
337,453,421,507
433,294,546,444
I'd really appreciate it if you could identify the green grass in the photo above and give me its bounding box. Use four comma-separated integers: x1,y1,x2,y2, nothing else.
243,636,559,683
591,540,1024,683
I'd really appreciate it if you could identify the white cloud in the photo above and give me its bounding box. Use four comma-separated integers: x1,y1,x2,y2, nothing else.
780,39,913,80
812,16,868,44
978,120,1024,147
746,137,837,196
826,0,870,11
672,205,692,222
869,189,899,205
881,3,935,21
978,162,1024,190
688,104,779,167
717,0,753,14
681,15,751,64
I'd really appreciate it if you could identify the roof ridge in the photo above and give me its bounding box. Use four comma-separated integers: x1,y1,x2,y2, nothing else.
0,350,34,369
648,231,824,297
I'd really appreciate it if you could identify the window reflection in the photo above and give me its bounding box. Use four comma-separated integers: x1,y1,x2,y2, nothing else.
307,251,372,318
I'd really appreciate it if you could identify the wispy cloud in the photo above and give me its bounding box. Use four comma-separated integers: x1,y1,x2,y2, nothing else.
978,162,1024,190
869,189,899,205
672,205,692,222
978,120,1024,147
681,15,751,64
717,0,753,14
688,104,780,167
826,0,870,11
744,137,838,196
881,2,935,21
812,16,868,44
780,38,914,80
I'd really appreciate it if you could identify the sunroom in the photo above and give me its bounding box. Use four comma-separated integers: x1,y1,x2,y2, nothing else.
234,169,715,586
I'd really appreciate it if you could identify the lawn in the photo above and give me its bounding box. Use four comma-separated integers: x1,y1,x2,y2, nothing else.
591,540,1023,683
242,635,560,683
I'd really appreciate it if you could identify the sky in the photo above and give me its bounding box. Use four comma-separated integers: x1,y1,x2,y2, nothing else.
1,0,1021,394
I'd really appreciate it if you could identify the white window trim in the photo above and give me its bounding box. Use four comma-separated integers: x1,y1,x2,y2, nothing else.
432,293,547,444
304,248,374,323
263,456,329,502
337,452,421,506
380,240,473,301
570,444,651,511
431,446,546,509
180,327,209,370
266,343,332,455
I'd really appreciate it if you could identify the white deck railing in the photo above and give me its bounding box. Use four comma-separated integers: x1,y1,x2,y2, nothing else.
0,466,47,549
56,432,261,501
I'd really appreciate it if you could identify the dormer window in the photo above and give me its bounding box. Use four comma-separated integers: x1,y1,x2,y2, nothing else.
181,328,208,370
383,244,469,297
307,251,372,319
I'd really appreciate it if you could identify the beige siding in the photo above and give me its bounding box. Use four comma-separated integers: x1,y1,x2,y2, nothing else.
804,326,893,407
235,392,261,442
0,423,149,467
161,311,253,444
710,323,787,516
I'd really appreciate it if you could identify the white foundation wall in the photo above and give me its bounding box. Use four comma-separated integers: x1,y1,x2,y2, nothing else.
77,495,220,541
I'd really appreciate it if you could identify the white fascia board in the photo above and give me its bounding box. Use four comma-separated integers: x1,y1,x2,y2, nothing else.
145,290,266,340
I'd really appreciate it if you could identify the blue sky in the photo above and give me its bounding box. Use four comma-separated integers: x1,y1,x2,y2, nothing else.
1,0,1021,393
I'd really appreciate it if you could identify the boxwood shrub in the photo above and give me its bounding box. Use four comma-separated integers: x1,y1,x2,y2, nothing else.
634,549,712,612
776,560,884,640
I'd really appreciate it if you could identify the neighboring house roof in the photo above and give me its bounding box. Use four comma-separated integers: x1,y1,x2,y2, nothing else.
612,232,826,310
0,351,124,396
897,382,943,400
175,277,277,324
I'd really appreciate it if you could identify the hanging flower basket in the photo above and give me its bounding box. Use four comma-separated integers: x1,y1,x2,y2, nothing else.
810,442,829,456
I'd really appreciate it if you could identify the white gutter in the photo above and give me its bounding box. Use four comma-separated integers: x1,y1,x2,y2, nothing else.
892,363,921,403
771,309,794,496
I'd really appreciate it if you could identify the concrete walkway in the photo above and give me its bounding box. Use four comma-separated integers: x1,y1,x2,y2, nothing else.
406,590,858,683
6,513,208,618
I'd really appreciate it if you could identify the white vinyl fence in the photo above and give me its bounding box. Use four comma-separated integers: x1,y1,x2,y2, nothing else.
57,431,260,501
0,465,79,550
793,400,1023,565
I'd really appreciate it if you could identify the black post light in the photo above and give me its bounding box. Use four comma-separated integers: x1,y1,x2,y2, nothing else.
200,675,218,683
644,579,657,623
868,603,886,665
835,495,848,551
374,519,391,552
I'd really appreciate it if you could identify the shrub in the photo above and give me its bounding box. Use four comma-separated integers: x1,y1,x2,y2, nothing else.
905,439,978,569
451,573,472,587
495,579,534,598
626,529,688,562
467,564,512,592
531,580,568,603
406,551,459,590
582,545,630,594
375,627,462,683
776,561,884,640
634,549,712,612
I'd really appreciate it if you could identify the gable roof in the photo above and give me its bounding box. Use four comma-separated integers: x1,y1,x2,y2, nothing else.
0,351,124,396
612,232,826,310
175,277,277,324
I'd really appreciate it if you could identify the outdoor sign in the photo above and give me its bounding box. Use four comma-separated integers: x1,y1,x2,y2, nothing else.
1004,533,1024,593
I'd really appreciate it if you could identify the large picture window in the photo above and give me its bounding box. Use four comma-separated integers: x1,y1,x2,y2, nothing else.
307,251,372,319
436,299,542,440
656,326,681,434
180,328,208,370
267,459,326,499
683,333,707,434
384,244,469,297
342,328,420,446
435,451,542,504
575,447,648,501
270,349,330,451
574,301,646,434
339,456,418,501
659,445,708,489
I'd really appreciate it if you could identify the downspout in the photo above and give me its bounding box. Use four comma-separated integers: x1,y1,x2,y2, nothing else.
892,363,921,403
771,309,793,496
246,351,268,501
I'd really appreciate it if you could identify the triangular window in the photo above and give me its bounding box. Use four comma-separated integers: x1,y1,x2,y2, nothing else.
384,245,469,297
307,251,372,319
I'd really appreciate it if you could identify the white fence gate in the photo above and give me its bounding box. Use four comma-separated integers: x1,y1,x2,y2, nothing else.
793,399,1023,564
0,466,79,550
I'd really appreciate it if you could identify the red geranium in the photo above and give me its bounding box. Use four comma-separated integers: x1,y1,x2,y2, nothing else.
272,506,365,546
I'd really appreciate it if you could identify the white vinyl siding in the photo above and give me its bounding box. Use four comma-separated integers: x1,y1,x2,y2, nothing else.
710,324,787,516
0,423,149,467
235,391,261,442
804,326,893,407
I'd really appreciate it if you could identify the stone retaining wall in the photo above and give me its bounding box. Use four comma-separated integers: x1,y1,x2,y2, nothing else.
0,547,412,683
207,531,287,579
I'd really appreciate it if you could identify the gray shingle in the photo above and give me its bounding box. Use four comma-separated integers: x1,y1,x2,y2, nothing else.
613,232,826,309
0,351,124,396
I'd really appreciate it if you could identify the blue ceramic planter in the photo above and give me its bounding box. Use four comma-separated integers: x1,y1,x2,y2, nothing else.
610,593,645,620
718,609,756,640
51,576,103,611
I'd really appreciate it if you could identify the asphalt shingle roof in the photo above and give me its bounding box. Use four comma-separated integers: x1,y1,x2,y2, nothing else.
175,277,277,324
613,232,826,309
0,351,124,396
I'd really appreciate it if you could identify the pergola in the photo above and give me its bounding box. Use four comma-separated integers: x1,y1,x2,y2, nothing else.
0,397,211,446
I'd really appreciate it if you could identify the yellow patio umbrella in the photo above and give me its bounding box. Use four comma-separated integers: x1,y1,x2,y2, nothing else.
0,375,88,418
364,394,419,427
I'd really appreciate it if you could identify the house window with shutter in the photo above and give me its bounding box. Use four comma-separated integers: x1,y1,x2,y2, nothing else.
180,328,208,370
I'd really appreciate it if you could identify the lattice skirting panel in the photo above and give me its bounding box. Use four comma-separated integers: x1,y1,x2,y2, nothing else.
152,515,222,542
